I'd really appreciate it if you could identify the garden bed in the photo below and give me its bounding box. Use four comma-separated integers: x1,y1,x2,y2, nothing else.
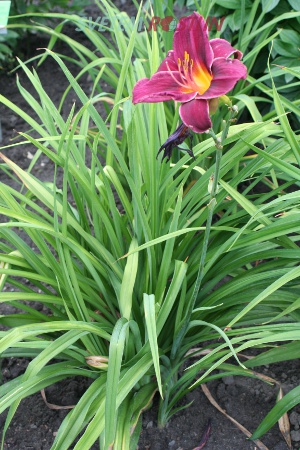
1,2,300,449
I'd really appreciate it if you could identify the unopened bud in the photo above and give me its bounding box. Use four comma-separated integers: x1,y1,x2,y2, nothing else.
219,95,231,106
209,97,219,114
232,105,238,113
85,356,109,370
208,174,214,194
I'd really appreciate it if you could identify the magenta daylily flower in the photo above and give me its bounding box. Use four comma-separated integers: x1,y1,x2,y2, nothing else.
132,12,247,133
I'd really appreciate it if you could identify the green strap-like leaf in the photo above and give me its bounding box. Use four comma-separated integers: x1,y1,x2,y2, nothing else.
251,385,300,439
144,294,163,398
104,317,129,450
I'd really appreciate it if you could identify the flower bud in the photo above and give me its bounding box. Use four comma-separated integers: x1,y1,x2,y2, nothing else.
85,356,109,370
218,95,231,106
208,98,219,114
208,174,214,194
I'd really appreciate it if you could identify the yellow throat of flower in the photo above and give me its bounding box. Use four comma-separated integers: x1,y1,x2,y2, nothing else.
177,51,212,95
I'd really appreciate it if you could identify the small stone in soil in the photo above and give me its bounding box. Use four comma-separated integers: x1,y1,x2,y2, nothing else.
222,375,234,385
290,411,300,426
291,429,300,441
273,441,291,450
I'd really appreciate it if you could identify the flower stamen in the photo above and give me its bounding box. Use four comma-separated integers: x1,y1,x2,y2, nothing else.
166,61,189,89
173,50,213,95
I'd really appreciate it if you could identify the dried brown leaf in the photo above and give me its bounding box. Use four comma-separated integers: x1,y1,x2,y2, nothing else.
277,387,292,450
250,370,279,385
40,388,75,410
185,348,213,357
201,384,269,450
236,353,255,360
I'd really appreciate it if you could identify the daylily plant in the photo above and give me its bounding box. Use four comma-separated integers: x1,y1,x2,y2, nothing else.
133,12,247,135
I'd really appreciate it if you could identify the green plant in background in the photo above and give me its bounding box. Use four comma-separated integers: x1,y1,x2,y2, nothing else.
11,0,82,12
0,0,89,69
175,0,300,124
0,0,300,449
0,29,18,67
272,28,300,82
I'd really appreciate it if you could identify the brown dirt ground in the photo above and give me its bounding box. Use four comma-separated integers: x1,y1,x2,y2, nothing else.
0,2,299,449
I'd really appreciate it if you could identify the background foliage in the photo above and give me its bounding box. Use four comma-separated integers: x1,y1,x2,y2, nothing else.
0,0,89,67
0,0,300,448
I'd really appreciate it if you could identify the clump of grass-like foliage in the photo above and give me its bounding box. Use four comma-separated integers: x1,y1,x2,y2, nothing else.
1,1,300,448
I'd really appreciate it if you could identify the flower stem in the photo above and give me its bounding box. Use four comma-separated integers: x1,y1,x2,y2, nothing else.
170,106,238,361
188,145,222,304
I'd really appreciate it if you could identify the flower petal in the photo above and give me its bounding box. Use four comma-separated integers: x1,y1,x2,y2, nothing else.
174,12,213,73
200,58,247,99
132,72,197,104
210,38,243,60
179,99,211,133
157,50,178,72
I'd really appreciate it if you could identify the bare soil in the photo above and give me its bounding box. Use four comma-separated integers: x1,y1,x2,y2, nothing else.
0,2,299,449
